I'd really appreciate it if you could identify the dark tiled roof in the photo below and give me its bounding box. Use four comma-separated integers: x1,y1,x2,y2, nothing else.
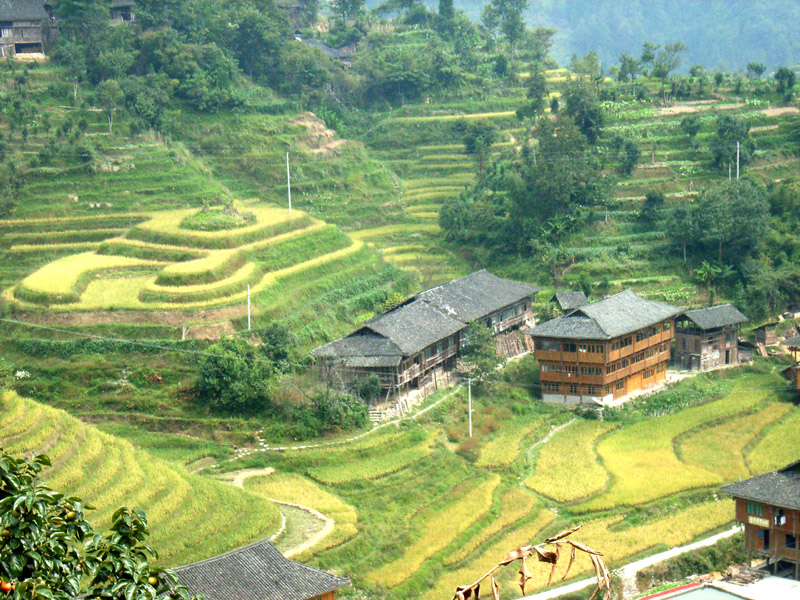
782,335,800,348
754,322,778,331
721,460,800,511
300,38,352,59
550,291,589,311
679,304,748,330
0,0,48,20
532,290,682,340
365,299,465,355
175,539,349,600
416,269,540,323
310,331,403,364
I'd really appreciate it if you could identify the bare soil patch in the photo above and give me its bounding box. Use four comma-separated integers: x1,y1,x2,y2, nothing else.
761,106,799,117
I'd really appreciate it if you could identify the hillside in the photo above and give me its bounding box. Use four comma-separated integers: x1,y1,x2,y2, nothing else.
0,390,281,567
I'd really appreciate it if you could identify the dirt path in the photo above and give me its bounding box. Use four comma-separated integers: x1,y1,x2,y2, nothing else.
223,467,335,558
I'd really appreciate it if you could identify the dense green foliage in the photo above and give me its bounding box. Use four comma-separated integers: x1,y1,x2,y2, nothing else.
0,449,197,600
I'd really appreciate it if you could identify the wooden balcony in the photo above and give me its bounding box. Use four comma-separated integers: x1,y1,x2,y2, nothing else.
493,312,530,334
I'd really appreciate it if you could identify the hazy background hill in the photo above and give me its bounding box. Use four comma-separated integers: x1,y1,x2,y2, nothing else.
451,0,800,72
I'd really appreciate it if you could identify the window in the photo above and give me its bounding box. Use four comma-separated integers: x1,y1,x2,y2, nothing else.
663,322,671,331
538,340,560,352
566,365,578,376
544,382,560,393
746,502,763,516
787,534,797,549
775,509,787,526
587,385,596,395
563,342,577,353
568,383,578,394
616,380,625,391
579,343,588,353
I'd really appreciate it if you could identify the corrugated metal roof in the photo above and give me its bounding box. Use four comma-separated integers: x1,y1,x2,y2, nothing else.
532,290,682,340
0,0,48,21
416,269,540,322
680,304,748,330
721,460,800,511
174,539,349,600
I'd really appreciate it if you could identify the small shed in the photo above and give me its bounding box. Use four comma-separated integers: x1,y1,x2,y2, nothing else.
781,335,800,392
755,322,779,346
0,0,52,56
175,539,350,600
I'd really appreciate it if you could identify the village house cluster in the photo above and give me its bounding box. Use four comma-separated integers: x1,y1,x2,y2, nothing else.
311,270,800,413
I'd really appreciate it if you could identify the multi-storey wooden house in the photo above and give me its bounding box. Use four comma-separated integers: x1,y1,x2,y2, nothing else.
175,539,350,600
674,304,748,371
311,270,540,400
548,290,588,315
722,460,800,580
529,290,682,406
0,0,53,57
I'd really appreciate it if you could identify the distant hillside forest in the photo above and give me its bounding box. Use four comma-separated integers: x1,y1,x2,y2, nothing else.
453,0,800,72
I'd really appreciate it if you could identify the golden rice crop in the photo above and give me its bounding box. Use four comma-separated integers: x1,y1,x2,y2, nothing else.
747,409,800,473
3,415,58,455
477,415,547,467
245,471,359,556
367,475,500,588
388,111,515,123
0,392,281,566
576,376,772,512
161,248,236,275
20,252,160,296
351,224,441,239
148,261,256,293
525,421,619,502
679,402,790,481
9,242,102,253
77,275,154,309
444,488,537,566
307,432,436,484
422,508,555,600
141,206,303,239
0,393,26,427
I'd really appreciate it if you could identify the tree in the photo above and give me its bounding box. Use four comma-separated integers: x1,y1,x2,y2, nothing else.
617,52,640,83
709,114,754,172
680,114,701,146
331,0,364,25
640,41,658,76
638,190,665,228
458,119,498,176
459,321,501,383
651,42,687,101
746,62,766,79
0,450,198,600
774,66,796,103
486,0,529,61
516,63,547,120
618,139,641,176
198,336,276,412
96,79,123,133
563,80,604,144
438,0,454,23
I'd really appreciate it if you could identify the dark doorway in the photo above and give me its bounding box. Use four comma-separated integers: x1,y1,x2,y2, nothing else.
725,349,730,364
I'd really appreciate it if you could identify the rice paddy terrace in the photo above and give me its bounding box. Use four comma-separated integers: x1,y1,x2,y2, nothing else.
0,389,281,567
223,365,800,599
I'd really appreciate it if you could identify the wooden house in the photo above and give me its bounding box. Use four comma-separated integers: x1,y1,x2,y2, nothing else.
0,0,53,57
781,335,800,392
311,270,540,401
674,304,748,371
722,460,800,580
755,322,779,346
175,539,350,600
109,0,135,25
528,290,682,406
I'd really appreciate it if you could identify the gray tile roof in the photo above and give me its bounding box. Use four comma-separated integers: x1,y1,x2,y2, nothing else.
0,0,48,20
416,269,540,322
680,304,748,330
365,299,465,355
721,460,800,511
782,335,800,348
174,539,349,600
310,331,403,365
532,289,682,340
551,291,589,311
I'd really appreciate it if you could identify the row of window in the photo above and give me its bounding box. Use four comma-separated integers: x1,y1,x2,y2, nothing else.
544,360,667,377
543,382,606,395
538,323,672,355
746,502,764,516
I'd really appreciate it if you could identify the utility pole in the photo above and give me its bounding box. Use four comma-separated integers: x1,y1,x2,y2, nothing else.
736,141,740,180
247,285,251,331
286,152,292,213
468,378,473,438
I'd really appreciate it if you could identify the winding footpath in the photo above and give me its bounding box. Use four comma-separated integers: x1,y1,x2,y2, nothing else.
223,467,335,558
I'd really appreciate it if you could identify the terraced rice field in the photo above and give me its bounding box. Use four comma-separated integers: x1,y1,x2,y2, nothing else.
0,391,281,566
217,367,800,599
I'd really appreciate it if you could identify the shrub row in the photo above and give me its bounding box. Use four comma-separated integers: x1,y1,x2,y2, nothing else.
14,337,201,357
154,251,247,286
250,226,352,272
5,229,126,246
